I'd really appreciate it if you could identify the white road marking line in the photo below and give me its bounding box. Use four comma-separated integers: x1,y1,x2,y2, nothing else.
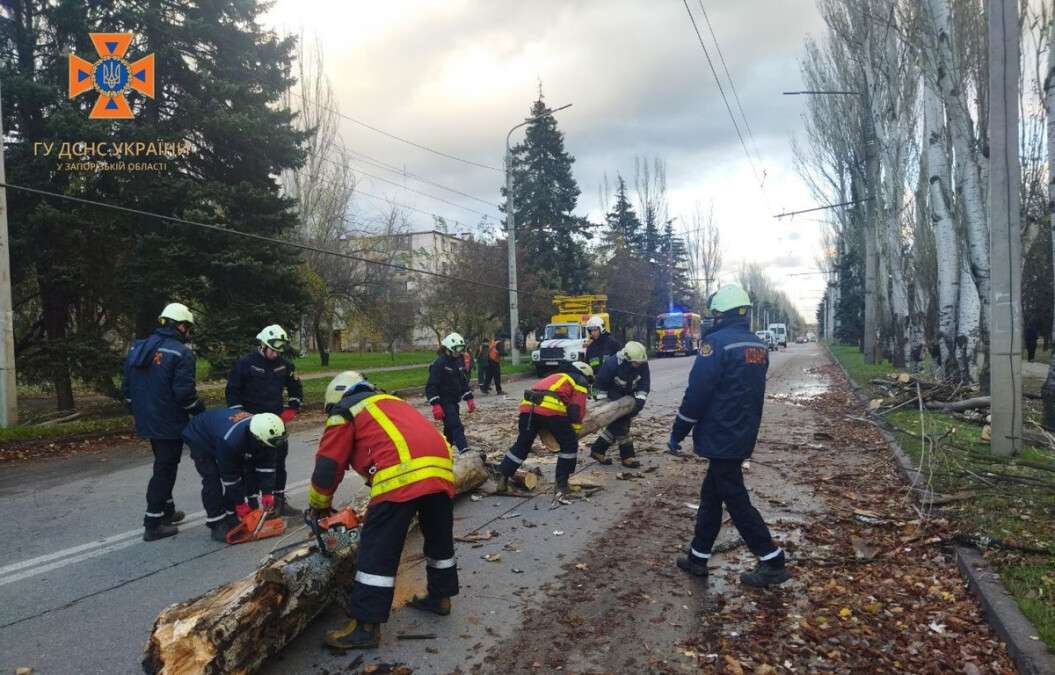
0,479,311,585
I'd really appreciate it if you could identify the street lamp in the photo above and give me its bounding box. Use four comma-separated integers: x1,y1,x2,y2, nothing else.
505,102,572,365
665,217,678,312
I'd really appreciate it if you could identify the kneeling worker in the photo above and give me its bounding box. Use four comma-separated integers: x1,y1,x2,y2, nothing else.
181,408,287,542
310,371,459,650
496,361,593,501
667,283,790,587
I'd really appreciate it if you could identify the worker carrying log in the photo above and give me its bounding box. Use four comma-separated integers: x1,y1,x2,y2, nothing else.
308,370,459,650
589,341,650,469
226,324,305,517
427,332,475,454
181,407,286,542
495,361,594,502
667,284,790,587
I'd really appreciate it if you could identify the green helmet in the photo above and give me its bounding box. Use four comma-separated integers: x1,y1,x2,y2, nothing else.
325,370,371,407
709,284,752,314
620,341,648,364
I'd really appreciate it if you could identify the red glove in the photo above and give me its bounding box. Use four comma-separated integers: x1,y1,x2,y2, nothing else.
280,408,297,423
235,503,252,520
467,399,476,413
261,493,275,510
432,404,445,420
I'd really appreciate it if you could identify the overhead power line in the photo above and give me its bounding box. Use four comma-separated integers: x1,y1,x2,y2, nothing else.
0,181,650,318
773,197,872,220
681,0,764,189
347,148,502,210
296,92,503,173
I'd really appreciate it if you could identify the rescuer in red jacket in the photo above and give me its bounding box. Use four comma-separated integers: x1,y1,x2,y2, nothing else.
495,361,594,501
308,371,459,650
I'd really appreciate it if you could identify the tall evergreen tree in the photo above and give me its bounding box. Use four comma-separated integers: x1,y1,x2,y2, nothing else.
502,95,592,299
602,175,642,256
1,0,309,408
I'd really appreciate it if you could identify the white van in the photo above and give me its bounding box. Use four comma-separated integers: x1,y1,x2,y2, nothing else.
768,323,788,348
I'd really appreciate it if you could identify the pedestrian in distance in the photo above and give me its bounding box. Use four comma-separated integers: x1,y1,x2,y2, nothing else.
481,336,504,395
495,360,594,502
589,341,650,469
426,333,475,454
1025,322,1039,362
475,340,489,391
667,283,791,587
181,408,287,542
226,324,304,516
583,315,622,371
122,302,206,542
310,371,459,650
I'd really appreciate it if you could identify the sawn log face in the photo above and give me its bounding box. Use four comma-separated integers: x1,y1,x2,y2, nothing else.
142,452,487,675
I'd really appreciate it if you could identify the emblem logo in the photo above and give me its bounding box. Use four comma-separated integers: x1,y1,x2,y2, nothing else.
69,32,155,119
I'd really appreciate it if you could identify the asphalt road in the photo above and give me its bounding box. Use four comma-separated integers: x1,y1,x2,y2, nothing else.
0,345,808,674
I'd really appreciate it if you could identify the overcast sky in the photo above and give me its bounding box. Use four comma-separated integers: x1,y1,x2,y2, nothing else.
263,0,830,318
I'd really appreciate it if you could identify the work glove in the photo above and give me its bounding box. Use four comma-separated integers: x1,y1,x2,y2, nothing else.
666,436,688,458
467,399,476,413
235,502,252,520
309,506,335,522
280,408,297,423
260,493,275,511
432,404,445,420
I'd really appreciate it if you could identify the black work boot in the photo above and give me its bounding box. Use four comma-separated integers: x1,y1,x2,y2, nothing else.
209,514,239,543
589,438,612,465
143,522,178,542
407,594,452,616
267,495,302,519
325,619,381,650
676,554,709,577
740,552,791,588
494,474,510,493
161,510,186,525
620,442,641,469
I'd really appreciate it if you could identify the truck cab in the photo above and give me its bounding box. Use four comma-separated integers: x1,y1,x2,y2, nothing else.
768,323,788,348
531,294,608,376
656,312,702,356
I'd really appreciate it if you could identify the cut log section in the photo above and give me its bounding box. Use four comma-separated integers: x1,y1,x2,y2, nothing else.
538,396,637,451
142,452,487,675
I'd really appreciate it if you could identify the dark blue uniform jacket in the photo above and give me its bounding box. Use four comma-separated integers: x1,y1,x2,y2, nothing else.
595,353,651,402
670,316,768,460
225,349,303,415
181,407,277,497
426,353,473,405
122,326,204,440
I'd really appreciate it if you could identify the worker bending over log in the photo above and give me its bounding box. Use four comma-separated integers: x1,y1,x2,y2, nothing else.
495,361,594,502
589,341,650,468
308,370,459,650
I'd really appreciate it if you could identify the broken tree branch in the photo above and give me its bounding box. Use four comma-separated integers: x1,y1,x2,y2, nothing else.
925,396,991,413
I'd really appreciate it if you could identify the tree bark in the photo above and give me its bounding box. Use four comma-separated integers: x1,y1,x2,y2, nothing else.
957,253,982,384
1042,23,1055,429
925,396,990,412
538,397,637,451
142,453,488,675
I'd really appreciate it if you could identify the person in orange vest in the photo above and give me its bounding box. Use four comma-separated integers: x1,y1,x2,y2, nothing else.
481,336,504,395
309,371,459,650
495,361,593,501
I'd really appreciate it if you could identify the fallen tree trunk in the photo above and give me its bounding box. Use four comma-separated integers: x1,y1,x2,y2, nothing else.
925,396,991,413
142,452,488,675
539,396,637,451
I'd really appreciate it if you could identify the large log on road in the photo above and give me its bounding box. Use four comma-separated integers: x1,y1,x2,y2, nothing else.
142,453,488,675
539,396,636,451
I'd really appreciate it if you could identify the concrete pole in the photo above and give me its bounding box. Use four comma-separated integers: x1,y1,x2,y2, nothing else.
0,82,17,427
988,0,1022,457
504,145,520,365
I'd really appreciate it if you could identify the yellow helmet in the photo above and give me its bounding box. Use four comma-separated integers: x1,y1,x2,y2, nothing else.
620,341,648,364
325,370,370,407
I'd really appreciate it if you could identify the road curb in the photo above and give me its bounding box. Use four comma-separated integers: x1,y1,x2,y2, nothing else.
824,344,1055,675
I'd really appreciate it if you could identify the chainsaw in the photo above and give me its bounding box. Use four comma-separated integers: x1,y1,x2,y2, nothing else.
226,506,287,545
304,506,362,557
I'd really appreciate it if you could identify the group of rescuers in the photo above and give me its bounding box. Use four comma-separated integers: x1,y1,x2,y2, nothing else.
121,283,789,651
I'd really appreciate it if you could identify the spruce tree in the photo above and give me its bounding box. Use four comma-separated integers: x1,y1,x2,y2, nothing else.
502,96,592,297
602,175,643,256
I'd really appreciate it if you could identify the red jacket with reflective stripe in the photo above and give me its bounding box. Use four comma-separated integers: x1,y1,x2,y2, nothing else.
312,392,455,506
518,372,589,425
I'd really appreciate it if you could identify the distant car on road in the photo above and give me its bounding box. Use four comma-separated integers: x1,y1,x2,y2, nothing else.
796,335,809,344
755,330,778,351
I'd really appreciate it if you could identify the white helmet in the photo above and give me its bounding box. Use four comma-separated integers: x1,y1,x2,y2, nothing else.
325,370,370,407
249,412,286,448
257,324,289,351
620,341,648,364
586,316,605,332
159,302,194,325
441,332,466,353
570,361,594,383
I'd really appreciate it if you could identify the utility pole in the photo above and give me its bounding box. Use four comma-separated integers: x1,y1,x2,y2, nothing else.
504,103,571,366
0,82,17,427
666,217,677,312
988,0,1021,457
